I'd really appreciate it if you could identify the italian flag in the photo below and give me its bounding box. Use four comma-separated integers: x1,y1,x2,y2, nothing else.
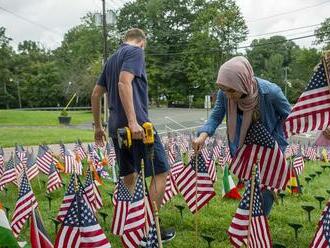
222,165,241,200
0,203,19,248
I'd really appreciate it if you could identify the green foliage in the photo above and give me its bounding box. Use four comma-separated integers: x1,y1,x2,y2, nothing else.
314,18,330,50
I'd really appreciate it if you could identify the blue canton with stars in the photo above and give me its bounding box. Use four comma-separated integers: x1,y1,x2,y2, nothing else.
146,223,159,248
6,157,15,170
65,174,85,196
26,152,35,169
84,168,93,188
18,172,32,198
244,121,275,148
48,163,56,174
189,153,208,173
305,63,327,91
132,174,144,203
321,203,330,242
239,168,264,217
63,192,97,227
117,179,133,202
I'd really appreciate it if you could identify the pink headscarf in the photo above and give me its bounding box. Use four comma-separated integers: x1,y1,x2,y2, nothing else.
216,56,259,147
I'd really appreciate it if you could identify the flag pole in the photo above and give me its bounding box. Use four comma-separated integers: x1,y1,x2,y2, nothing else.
153,201,163,248
141,159,148,236
194,153,198,248
246,163,257,248
289,155,293,195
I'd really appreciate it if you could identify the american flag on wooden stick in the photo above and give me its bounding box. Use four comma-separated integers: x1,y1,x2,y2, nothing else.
285,55,330,137
26,152,39,181
111,178,132,236
57,174,94,222
11,171,38,237
310,199,330,247
84,168,103,211
46,163,63,194
36,146,53,175
74,139,87,161
30,206,53,248
54,191,111,248
175,153,216,213
0,147,4,169
230,121,290,191
162,172,178,206
0,157,16,190
105,142,116,166
228,167,272,247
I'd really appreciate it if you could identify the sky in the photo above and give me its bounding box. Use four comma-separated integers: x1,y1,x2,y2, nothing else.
0,0,329,50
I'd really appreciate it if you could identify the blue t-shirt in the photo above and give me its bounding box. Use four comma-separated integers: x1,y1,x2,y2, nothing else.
97,43,149,137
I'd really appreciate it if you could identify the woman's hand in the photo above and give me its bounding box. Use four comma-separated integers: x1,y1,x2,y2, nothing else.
192,132,208,153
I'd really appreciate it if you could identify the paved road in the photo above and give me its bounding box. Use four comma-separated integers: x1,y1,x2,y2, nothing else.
1,107,318,158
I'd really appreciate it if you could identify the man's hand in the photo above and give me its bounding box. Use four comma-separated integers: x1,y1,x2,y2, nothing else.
128,121,145,140
192,132,208,153
94,127,107,147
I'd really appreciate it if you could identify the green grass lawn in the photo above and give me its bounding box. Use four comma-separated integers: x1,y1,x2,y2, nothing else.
0,127,94,147
0,110,93,126
1,160,329,248
0,110,95,147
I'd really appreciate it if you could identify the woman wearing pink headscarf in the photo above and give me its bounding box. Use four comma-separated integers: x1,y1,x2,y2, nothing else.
192,56,291,215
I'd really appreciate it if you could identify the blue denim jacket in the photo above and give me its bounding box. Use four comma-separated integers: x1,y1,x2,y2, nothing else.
198,78,291,156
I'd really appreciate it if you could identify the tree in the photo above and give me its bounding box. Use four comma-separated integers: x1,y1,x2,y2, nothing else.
117,0,247,106
314,18,330,50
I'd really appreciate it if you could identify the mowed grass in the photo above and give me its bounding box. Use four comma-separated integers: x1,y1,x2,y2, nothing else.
1,160,329,248
0,110,92,126
0,128,94,147
0,110,95,147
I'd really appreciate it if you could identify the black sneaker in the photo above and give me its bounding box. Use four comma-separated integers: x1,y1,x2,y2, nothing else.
161,227,176,243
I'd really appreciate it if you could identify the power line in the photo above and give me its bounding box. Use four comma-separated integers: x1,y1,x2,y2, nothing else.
246,0,330,23
0,5,62,36
145,31,330,56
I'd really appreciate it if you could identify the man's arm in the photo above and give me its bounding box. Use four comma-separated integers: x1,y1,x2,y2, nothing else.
91,84,107,146
118,71,144,140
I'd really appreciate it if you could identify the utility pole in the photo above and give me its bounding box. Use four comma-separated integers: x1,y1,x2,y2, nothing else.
101,0,108,128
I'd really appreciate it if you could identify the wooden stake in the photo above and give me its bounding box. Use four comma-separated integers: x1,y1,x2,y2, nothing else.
194,153,199,248
246,164,257,248
153,201,163,248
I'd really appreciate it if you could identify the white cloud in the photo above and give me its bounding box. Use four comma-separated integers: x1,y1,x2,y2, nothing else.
0,0,328,50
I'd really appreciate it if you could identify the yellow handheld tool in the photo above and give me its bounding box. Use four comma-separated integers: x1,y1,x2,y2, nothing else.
117,127,132,149
142,122,154,145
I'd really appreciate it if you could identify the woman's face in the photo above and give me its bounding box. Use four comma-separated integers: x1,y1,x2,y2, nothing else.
218,84,243,101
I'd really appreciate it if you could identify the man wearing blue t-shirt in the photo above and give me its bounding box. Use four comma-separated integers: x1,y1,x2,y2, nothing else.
91,28,175,244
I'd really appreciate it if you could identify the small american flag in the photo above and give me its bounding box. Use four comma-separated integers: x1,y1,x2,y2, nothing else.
88,144,101,168
36,146,53,175
0,157,16,190
310,200,330,247
74,140,87,161
122,174,145,233
170,144,184,178
0,147,4,169
230,121,290,191
175,153,216,213
15,144,27,166
84,168,103,211
285,61,330,137
106,142,117,166
111,178,132,236
162,172,178,205
57,174,94,222
228,167,272,247
15,153,25,176
11,171,38,237
54,191,111,248
30,206,53,248
121,191,155,248
46,163,63,194
293,147,304,176
62,144,81,175
26,152,39,181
